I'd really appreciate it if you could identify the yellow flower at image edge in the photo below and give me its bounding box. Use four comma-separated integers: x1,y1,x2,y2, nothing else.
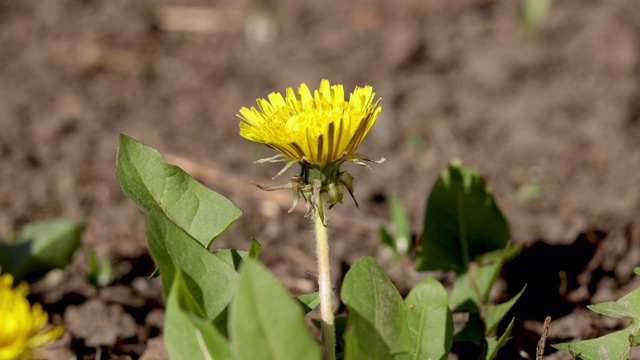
238,79,384,216
0,274,63,360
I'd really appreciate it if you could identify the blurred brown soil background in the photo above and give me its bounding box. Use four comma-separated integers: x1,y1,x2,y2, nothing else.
1,1,640,359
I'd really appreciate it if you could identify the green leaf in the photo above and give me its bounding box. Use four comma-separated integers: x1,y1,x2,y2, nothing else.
296,292,320,314
389,197,412,256
0,219,83,281
449,256,503,313
553,320,640,360
379,227,396,251
404,277,453,360
485,285,526,335
484,318,514,360
588,287,640,319
521,0,551,33
146,208,239,320
554,281,640,359
87,250,114,289
342,257,412,359
379,197,412,257
165,268,231,360
415,160,510,273
390,197,411,241
249,239,262,259
477,244,522,265
448,247,519,349
117,134,242,248
230,259,321,360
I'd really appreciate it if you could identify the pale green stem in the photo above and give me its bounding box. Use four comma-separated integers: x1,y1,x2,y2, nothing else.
314,194,336,360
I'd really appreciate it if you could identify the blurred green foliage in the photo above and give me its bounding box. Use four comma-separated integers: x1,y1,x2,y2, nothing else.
0,219,83,281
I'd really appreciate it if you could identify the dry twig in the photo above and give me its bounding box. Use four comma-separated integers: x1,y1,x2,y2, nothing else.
536,316,552,360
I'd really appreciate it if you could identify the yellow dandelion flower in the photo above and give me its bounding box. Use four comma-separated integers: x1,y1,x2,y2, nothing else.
239,79,381,167
0,273,64,360
238,79,384,218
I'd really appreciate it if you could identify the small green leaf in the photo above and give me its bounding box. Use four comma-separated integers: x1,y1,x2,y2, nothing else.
485,285,526,335
87,250,114,289
342,257,412,359
484,318,514,360
521,0,551,33
379,197,412,257
296,292,320,314
389,197,412,256
230,259,321,360
379,227,396,251
165,268,231,360
146,208,239,320
415,160,510,273
404,277,453,360
249,239,262,259
0,219,83,281
117,134,242,248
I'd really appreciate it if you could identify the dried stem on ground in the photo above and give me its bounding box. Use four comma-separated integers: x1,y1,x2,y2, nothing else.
536,316,552,360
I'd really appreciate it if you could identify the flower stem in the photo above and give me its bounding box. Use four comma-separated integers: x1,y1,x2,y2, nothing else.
314,194,336,360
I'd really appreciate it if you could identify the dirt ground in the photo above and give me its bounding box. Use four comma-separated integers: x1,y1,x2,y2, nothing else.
2,1,640,359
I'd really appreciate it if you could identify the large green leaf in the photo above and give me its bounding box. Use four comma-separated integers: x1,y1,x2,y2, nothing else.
415,160,509,273
0,219,83,281
164,268,231,360
404,277,453,360
117,134,242,248
146,208,239,320
229,259,321,360
342,257,412,359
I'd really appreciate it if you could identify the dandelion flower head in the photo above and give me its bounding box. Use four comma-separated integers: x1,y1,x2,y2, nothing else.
238,79,381,167
0,273,63,360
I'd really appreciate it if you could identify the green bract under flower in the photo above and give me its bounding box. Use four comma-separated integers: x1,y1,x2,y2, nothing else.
0,273,64,360
238,79,383,219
